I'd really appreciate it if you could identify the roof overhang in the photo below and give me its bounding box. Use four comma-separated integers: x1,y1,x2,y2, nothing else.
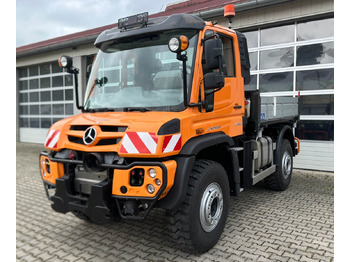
94,14,205,50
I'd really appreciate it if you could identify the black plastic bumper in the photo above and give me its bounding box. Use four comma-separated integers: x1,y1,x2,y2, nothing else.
50,175,116,224
40,151,168,222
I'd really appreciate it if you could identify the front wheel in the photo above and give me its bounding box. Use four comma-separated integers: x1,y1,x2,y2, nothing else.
167,160,230,253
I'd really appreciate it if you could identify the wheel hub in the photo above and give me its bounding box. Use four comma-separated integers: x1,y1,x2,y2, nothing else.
282,152,292,179
200,182,224,232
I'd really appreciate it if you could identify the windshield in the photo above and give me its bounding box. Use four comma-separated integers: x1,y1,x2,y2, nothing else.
84,30,198,112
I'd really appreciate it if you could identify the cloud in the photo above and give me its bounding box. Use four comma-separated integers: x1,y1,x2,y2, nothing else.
16,0,173,47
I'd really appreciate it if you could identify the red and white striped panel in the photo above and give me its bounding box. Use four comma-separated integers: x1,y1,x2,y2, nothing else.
44,130,60,149
120,132,159,154
162,134,181,153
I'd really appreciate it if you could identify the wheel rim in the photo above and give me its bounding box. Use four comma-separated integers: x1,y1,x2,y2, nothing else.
282,151,292,179
199,182,224,232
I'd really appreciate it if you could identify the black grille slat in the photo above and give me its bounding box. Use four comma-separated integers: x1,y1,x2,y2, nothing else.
100,126,127,132
70,125,90,131
68,136,85,145
70,125,127,132
96,138,122,146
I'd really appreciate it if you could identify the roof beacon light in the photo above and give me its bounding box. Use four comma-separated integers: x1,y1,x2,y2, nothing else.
224,4,235,28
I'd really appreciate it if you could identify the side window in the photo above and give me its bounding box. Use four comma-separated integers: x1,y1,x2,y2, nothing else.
220,34,235,77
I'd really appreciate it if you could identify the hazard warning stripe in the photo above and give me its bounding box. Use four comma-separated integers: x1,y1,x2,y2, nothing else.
44,130,60,149
162,134,181,153
120,132,158,154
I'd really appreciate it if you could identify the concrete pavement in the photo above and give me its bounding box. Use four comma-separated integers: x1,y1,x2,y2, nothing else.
16,142,334,261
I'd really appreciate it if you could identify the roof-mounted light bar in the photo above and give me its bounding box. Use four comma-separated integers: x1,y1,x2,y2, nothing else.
118,12,149,31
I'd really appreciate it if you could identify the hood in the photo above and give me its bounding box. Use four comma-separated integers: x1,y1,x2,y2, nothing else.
45,111,183,157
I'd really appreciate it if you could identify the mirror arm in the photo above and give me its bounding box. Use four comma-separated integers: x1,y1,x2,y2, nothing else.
177,53,201,109
68,67,84,111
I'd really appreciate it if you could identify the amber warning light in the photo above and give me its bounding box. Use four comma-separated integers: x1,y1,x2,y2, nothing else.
224,4,235,28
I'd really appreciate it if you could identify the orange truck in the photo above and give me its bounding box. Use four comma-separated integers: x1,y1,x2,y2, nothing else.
39,6,299,252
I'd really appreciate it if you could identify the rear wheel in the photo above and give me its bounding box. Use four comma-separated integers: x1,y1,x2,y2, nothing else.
264,139,293,191
167,160,230,253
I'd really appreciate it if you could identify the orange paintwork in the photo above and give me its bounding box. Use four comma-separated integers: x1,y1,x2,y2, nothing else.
40,155,64,185
46,25,245,157
111,160,177,199
44,24,247,198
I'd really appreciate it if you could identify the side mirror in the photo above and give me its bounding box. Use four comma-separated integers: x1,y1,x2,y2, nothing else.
204,38,223,70
204,72,225,90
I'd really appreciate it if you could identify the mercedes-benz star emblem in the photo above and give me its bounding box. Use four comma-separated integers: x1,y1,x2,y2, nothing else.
83,127,97,145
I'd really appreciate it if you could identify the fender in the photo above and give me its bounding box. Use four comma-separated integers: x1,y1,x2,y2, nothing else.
276,125,295,158
158,132,238,209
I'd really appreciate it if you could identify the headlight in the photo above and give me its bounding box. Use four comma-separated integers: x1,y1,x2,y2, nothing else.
147,184,155,194
149,168,157,178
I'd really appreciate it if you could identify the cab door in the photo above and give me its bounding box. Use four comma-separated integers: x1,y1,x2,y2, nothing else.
195,29,245,138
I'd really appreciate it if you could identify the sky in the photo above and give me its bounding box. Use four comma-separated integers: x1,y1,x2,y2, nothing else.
16,0,177,47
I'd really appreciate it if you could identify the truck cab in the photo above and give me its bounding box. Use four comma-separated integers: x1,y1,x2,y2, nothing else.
40,10,299,253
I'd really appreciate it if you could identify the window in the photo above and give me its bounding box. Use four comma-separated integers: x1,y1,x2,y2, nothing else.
296,69,334,91
18,61,75,129
297,18,334,41
260,24,294,46
220,34,235,77
242,17,334,141
259,72,293,92
244,31,258,48
296,42,334,66
299,95,334,116
260,47,294,69
296,120,333,141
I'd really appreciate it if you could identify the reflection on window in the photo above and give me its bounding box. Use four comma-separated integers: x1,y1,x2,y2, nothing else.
299,95,334,115
296,120,334,141
260,24,294,46
245,74,257,91
40,63,51,75
259,72,293,92
297,18,334,41
244,31,258,48
297,42,334,66
249,52,258,71
296,69,334,91
260,47,294,69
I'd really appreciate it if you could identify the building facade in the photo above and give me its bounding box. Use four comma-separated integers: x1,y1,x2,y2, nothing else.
16,0,334,171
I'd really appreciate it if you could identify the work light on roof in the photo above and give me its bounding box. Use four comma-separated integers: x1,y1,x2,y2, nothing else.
58,55,72,69
168,35,189,53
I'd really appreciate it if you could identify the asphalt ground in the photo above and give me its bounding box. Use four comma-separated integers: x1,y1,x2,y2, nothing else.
16,142,334,261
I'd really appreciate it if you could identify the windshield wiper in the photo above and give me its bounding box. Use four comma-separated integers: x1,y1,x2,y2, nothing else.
86,108,115,113
123,107,152,112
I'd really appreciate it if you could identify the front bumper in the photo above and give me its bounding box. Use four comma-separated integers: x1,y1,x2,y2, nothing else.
39,151,176,223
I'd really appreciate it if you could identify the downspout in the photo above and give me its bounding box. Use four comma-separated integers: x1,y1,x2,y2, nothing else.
194,0,297,19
